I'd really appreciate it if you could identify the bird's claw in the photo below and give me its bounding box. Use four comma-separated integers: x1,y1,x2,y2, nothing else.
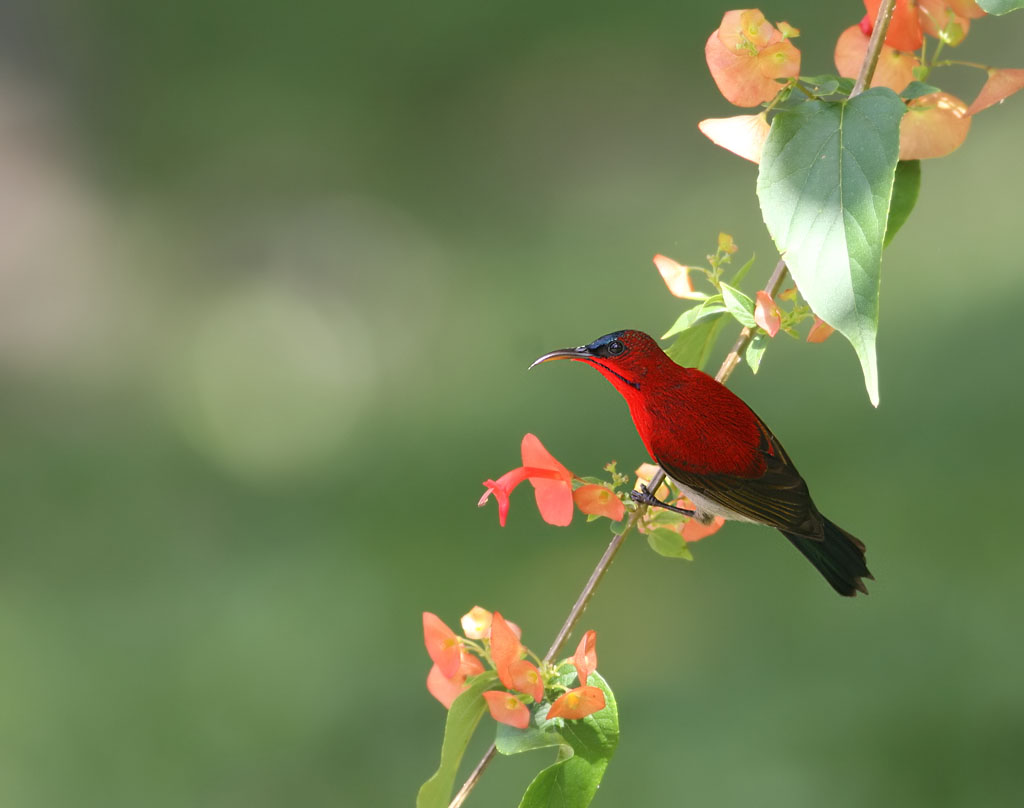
630,484,659,507
630,483,696,516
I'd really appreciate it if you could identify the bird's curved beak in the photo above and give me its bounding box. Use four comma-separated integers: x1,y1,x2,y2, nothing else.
528,345,594,370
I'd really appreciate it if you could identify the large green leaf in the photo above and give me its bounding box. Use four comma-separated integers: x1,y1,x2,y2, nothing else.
665,312,729,371
884,160,920,248
496,665,619,808
417,671,498,808
977,0,1024,14
757,88,905,406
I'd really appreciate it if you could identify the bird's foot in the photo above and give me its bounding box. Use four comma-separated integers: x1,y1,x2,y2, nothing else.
630,484,695,516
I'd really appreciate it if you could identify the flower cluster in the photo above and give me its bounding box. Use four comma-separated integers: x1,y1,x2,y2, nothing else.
423,607,606,729
699,4,1024,165
654,235,836,346
479,434,625,527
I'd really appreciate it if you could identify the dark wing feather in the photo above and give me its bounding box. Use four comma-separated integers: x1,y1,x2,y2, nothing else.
658,416,824,537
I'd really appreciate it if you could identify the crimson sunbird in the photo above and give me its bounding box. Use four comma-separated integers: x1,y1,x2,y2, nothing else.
530,329,872,596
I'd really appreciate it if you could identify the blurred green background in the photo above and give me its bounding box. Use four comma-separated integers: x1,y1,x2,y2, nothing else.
2,1,1023,806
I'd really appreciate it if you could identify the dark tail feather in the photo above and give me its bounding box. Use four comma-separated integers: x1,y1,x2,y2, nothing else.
782,518,873,597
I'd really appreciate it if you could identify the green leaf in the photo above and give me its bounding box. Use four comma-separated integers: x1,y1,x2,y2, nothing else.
884,160,921,247
977,0,1024,14
730,252,756,287
646,528,694,560
756,88,905,406
720,283,757,328
665,312,728,371
497,666,619,808
800,74,840,96
745,332,769,374
900,81,941,100
647,509,688,529
417,671,499,808
661,296,725,339
608,515,631,535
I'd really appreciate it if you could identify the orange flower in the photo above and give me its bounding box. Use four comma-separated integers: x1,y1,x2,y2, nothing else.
967,68,1024,116
754,291,781,337
834,25,918,94
507,659,544,702
681,514,727,542
705,9,800,107
573,630,598,686
806,317,835,343
547,686,606,720
422,612,461,678
490,612,523,689
863,0,923,51
572,484,625,521
483,691,531,729
653,254,709,300
697,113,771,164
899,92,971,159
426,652,485,709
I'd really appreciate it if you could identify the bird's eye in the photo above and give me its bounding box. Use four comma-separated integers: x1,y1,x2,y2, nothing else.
607,340,625,356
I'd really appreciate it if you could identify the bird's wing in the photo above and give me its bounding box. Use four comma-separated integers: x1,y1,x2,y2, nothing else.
657,417,823,537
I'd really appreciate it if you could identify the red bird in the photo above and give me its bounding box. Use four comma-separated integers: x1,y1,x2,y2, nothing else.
531,329,872,596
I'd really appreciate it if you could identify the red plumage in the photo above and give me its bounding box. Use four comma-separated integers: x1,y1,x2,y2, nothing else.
532,329,872,596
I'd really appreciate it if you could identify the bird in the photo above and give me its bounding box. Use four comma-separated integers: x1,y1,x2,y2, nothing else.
530,329,872,596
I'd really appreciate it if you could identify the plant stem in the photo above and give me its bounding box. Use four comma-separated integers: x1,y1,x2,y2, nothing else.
449,7,895,803
852,0,897,96
448,260,787,808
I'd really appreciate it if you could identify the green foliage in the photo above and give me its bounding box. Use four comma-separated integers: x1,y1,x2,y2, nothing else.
885,161,922,248
978,0,1024,14
799,74,855,97
745,332,769,374
665,314,729,371
662,297,727,339
720,283,757,328
417,672,499,808
757,88,906,406
900,81,941,100
496,665,619,808
646,528,694,560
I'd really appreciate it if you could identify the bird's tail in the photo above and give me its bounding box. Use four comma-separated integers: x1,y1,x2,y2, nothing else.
782,518,872,597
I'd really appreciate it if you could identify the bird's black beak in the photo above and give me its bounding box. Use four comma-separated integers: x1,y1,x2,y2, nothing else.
528,345,594,370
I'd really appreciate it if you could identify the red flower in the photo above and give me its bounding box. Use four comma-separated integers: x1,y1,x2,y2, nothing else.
864,0,923,51
479,434,574,526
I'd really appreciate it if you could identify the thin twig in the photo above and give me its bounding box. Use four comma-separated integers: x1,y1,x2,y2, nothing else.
448,6,897,803
852,0,897,97
449,260,788,808
448,747,496,808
